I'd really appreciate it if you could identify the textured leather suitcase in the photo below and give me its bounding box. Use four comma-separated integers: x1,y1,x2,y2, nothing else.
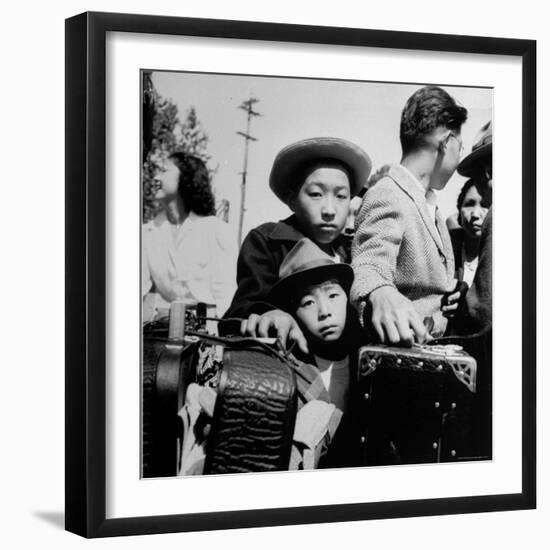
357,344,485,465
204,344,298,474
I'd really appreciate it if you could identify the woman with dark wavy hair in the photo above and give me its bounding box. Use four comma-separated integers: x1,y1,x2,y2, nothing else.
142,152,237,322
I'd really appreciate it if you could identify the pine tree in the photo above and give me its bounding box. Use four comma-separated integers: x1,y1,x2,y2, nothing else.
178,107,211,163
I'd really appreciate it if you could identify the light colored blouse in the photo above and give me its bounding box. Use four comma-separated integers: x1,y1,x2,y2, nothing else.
461,245,480,287
142,211,237,322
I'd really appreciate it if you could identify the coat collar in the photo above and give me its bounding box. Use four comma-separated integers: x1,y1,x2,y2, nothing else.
268,215,350,261
267,215,306,241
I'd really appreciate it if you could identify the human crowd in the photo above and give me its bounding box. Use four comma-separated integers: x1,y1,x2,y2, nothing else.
142,84,493,470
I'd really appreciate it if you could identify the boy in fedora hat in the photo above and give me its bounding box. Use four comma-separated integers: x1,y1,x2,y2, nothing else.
268,238,361,467
351,86,468,344
223,137,371,353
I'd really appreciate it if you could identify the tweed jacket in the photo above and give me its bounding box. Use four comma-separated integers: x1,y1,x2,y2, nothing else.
350,164,456,336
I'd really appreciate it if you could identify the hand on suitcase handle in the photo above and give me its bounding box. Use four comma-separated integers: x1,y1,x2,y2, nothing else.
368,286,428,346
240,310,309,355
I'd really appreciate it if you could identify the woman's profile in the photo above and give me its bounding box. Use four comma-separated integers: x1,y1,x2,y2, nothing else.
142,152,237,323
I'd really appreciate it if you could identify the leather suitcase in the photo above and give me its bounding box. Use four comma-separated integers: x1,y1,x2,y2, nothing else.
204,344,298,474
357,344,487,465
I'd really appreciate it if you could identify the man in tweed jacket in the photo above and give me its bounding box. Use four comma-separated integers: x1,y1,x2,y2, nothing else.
351,86,468,344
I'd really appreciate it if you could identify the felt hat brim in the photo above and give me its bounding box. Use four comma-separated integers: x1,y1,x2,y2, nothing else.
457,142,492,177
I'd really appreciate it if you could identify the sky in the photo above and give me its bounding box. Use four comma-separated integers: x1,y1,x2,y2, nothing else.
152,70,492,243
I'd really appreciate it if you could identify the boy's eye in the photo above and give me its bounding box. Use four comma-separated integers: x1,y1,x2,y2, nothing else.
329,292,341,299
300,298,315,308
308,191,322,198
336,193,349,200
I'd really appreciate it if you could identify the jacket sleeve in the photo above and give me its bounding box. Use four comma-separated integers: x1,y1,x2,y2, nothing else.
222,227,280,321
350,180,405,309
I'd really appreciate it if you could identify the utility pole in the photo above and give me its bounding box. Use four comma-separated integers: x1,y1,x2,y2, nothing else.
236,98,261,244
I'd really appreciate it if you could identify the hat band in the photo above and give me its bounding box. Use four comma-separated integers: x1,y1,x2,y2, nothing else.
282,258,338,279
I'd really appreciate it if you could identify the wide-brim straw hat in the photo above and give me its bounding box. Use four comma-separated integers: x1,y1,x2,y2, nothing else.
269,137,372,204
267,238,354,310
457,121,492,177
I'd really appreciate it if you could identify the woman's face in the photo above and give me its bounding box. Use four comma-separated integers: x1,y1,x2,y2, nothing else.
459,184,489,239
154,158,180,201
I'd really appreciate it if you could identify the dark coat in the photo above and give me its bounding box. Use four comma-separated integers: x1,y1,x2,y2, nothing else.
463,208,492,332
223,215,351,322
449,226,466,282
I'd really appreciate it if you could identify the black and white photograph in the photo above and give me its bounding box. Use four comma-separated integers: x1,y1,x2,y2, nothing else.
141,70,494,478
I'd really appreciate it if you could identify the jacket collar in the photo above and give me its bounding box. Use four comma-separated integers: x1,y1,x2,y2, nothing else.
387,165,452,260
268,215,350,261
267,215,306,241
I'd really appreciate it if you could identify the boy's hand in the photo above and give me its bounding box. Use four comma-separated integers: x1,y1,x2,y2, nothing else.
240,310,309,354
368,286,428,345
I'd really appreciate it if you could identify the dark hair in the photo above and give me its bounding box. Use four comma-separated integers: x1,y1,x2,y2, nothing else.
456,178,493,214
400,86,468,155
168,152,216,215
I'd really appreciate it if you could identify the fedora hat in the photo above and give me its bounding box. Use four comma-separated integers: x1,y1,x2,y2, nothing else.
268,238,354,309
457,120,492,177
269,137,372,204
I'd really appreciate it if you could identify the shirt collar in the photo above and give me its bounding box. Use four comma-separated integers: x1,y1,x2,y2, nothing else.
151,209,200,229
399,164,431,199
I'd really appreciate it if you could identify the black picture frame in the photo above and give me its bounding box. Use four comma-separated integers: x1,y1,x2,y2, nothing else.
65,11,536,538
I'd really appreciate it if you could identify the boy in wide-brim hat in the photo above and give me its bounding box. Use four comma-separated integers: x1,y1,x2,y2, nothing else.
223,137,371,353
